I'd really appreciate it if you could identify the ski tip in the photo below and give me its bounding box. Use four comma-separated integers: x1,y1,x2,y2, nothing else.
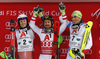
87,21,93,25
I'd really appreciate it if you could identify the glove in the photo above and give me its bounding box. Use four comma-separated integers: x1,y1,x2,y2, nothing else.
69,48,84,58
0,51,8,59
69,48,76,58
77,50,84,58
38,6,43,18
8,52,12,58
58,2,66,15
58,36,63,48
33,5,39,17
72,48,84,58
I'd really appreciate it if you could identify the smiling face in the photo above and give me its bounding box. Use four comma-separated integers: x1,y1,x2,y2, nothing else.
71,16,81,24
19,19,27,28
44,20,52,28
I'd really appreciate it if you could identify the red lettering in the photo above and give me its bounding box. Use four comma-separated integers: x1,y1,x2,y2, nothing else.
44,35,50,41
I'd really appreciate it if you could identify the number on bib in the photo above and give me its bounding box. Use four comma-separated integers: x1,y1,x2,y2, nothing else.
23,39,26,45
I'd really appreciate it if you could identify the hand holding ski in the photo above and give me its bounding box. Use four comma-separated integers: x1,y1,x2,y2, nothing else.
52,21,60,59
10,19,15,59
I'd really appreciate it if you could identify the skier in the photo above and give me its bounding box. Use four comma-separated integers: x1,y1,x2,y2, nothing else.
15,14,34,59
58,2,93,59
29,6,68,59
0,14,34,59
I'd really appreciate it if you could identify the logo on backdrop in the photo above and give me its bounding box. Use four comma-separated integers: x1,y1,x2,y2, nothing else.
5,21,18,29
62,35,69,43
4,47,16,52
99,37,100,40
86,49,92,55
5,34,11,39
59,48,68,56
99,24,100,28
0,10,60,16
43,11,60,16
4,47,9,52
91,8,100,19
99,50,100,54
5,34,11,42
99,50,100,58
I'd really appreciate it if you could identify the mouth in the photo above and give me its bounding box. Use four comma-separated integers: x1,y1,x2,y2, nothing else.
21,24,26,27
44,25,50,28
73,20,77,23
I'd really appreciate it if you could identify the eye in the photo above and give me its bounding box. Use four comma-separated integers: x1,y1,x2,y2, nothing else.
74,16,77,18
24,20,25,22
20,21,22,23
48,21,50,23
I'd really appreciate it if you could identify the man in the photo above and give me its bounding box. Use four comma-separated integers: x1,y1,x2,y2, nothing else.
29,6,68,59
58,3,93,59
0,14,34,59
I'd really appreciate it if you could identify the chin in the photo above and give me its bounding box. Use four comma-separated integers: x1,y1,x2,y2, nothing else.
45,27,49,29
74,22,78,24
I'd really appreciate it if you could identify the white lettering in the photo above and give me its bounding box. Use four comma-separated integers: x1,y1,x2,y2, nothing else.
91,8,100,19
51,11,60,16
0,11,4,15
29,11,33,15
43,11,49,15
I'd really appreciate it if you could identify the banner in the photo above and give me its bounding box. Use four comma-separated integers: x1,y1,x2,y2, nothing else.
0,3,100,59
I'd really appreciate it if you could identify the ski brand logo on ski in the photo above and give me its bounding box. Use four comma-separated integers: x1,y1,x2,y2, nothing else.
86,24,90,28
20,31,26,37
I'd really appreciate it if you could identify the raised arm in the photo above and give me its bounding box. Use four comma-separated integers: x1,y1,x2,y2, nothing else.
29,6,43,35
58,2,70,35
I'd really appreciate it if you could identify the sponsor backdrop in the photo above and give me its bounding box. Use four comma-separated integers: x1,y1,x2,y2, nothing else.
0,2,100,59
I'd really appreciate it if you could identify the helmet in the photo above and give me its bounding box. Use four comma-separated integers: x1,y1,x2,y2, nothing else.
17,14,29,29
43,15,54,28
17,14,28,21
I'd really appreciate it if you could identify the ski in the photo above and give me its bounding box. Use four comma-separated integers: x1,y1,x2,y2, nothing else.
52,21,60,59
10,19,15,59
81,21,93,51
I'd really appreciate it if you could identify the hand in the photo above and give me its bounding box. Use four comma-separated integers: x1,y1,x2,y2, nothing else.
38,6,43,18
58,2,66,15
33,6,39,17
72,48,84,58
8,52,11,58
0,51,7,58
69,48,76,58
38,6,43,13
77,50,84,58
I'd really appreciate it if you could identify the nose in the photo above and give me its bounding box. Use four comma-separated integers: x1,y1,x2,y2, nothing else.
45,22,49,25
72,18,75,21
